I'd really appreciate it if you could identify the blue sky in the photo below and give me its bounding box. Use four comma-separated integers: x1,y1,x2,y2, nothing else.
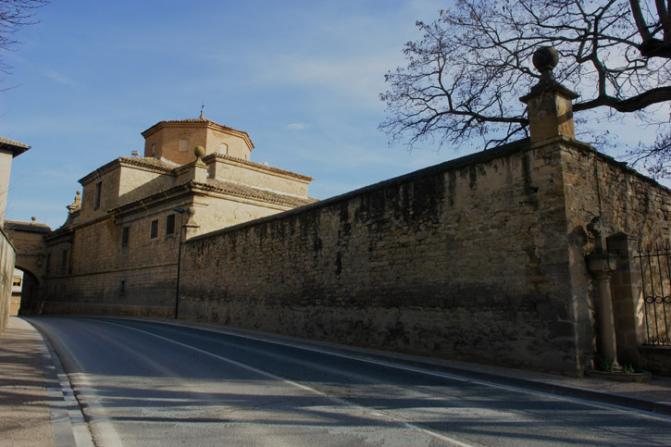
0,0,662,228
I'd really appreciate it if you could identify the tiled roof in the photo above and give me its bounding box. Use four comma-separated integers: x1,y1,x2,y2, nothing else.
0,136,29,149
160,117,209,124
118,156,175,172
141,118,254,149
0,136,30,156
79,156,175,184
196,179,316,208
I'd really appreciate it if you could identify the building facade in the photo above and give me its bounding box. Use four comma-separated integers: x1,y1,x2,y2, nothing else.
18,49,671,375
37,116,314,316
0,137,30,330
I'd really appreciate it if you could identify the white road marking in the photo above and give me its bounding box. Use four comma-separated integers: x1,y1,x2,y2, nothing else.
29,320,99,447
133,319,671,422
33,319,125,447
103,320,479,447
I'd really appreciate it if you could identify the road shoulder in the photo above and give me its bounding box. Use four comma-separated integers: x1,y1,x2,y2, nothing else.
0,317,84,447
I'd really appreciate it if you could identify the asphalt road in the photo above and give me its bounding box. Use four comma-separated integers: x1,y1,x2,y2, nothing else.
28,317,671,447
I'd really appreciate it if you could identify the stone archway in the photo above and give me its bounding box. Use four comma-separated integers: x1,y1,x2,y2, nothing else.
3,220,50,314
12,267,40,315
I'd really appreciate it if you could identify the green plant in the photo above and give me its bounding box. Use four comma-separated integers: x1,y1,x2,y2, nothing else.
598,357,614,372
623,364,636,374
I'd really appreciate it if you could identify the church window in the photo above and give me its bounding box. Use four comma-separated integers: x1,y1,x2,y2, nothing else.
220,142,229,155
166,214,175,235
121,226,130,247
94,181,102,210
151,143,157,156
179,139,188,152
150,219,159,239
45,254,51,274
120,280,126,297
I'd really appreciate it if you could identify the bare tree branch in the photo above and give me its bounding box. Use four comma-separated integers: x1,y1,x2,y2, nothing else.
381,0,671,175
0,0,48,74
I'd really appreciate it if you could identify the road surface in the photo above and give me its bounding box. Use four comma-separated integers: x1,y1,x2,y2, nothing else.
29,317,671,447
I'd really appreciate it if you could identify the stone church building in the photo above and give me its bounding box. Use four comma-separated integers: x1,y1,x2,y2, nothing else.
38,116,314,316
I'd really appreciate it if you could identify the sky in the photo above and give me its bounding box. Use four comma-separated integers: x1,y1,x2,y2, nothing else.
0,0,663,228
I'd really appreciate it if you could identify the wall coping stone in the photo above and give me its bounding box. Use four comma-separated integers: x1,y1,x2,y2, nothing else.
187,137,534,244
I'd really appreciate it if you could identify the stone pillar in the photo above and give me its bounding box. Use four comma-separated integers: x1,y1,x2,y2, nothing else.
587,250,620,369
520,47,579,144
607,233,644,367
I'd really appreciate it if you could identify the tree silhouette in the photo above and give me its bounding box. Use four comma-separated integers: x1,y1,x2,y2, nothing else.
381,0,671,176
0,0,48,73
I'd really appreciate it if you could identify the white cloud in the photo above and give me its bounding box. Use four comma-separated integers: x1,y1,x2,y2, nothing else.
250,52,400,110
44,69,77,87
286,122,307,130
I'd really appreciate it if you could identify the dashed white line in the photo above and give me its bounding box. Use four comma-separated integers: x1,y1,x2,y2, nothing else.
103,320,479,447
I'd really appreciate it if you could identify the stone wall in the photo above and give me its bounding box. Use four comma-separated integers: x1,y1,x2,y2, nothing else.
558,140,671,370
180,138,594,374
0,227,16,331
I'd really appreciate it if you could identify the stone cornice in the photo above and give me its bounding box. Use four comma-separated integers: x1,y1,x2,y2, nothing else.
202,152,312,183
79,157,174,185
191,181,315,208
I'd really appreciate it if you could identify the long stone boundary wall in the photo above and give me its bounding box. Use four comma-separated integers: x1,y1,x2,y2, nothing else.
180,138,588,374
0,227,16,331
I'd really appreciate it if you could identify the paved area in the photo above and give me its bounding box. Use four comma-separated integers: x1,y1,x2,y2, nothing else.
25,316,671,446
159,317,671,414
0,317,55,447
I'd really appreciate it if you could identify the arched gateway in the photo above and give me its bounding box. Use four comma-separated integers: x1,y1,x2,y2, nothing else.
4,220,50,314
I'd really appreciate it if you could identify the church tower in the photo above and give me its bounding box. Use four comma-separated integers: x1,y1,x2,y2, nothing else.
141,113,254,165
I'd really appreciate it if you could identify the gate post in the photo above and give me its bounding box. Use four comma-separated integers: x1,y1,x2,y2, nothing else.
607,233,643,368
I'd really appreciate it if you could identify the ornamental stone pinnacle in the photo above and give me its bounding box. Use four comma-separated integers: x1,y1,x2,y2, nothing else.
194,145,206,160
520,46,578,143
532,46,559,80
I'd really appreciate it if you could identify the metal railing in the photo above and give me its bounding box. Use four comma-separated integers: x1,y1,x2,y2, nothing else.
636,244,671,346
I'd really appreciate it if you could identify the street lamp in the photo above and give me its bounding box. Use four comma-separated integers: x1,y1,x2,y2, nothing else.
173,207,188,319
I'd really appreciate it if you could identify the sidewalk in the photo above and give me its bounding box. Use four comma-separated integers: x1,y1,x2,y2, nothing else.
132,316,671,416
0,317,56,447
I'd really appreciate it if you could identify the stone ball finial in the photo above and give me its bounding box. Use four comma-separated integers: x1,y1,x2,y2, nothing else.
532,46,559,75
194,145,206,159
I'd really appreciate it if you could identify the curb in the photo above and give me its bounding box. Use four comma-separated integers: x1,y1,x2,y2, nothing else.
100,316,671,417
26,318,96,447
